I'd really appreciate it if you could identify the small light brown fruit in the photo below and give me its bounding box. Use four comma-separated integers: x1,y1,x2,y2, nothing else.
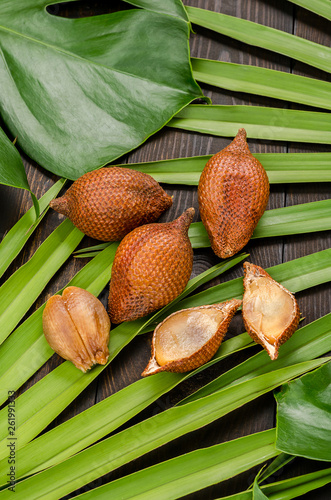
142,299,242,376
42,286,110,372
49,167,173,241
242,262,300,360
198,128,270,258
109,208,195,324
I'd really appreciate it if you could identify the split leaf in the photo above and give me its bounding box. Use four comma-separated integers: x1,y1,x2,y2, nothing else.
253,471,269,500
255,453,294,485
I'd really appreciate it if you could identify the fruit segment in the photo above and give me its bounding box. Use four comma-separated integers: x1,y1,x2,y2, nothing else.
198,128,269,258
108,208,195,324
42,286,110,372
242,262,300,360
50,167,172,241
142,299,241,376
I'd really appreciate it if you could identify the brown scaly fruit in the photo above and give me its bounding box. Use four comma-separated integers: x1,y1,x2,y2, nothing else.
198,128,269,258
242,262,300,360
42,286,110,372
49,167,173,241
142,299,242,376
108,208,195,324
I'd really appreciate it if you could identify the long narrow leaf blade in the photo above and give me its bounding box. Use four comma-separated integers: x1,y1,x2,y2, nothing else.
0,242,119,406
286,0,331,21
3,359,326,499
73,200,331,258
0,250,329,479
125,152,331,185
174,248,331,315
6,310,331,483
75,430,278,500
256,453,294,484
185,6,331,73
7,306,331,484
0,219,83,345
0,334,253,483
168,104,331,144
188,199,331,248
191,58,331,111
252,199,331,239
0,255,245,407
0,178,66,278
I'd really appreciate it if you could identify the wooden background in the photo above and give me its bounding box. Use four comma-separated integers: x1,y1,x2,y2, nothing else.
1,0,330,498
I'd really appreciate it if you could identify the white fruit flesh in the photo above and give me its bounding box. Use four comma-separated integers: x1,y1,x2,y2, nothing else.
243,277,293,345
155,308,225,366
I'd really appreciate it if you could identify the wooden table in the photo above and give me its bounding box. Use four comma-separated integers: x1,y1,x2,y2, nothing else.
1,1,330,498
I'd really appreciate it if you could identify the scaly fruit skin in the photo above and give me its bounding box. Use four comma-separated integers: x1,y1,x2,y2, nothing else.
242,262,300,360
142,299,242,376
49,167,173,241
108,208,195,324
198,128,269,258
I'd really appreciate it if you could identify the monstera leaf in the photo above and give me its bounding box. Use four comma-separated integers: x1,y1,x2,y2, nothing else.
0,0,202,180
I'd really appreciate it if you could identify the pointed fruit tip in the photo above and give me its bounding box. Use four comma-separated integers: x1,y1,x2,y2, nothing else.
237,128,247,140
95,351,109,365
141,357,161,377
49,196,70,216
226,127,249,154
175,207,195,230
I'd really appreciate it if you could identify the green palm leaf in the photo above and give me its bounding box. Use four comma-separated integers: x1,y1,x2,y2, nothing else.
286,0,331,21
123,152,331,185
75,430,278,500
0,179,65,278
216,467,331,500
185,6,331,73
3,359,326,498
0,256,245,454
169,104,331,144
191,58,331,110
0,251,330,483
0,220,83,346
